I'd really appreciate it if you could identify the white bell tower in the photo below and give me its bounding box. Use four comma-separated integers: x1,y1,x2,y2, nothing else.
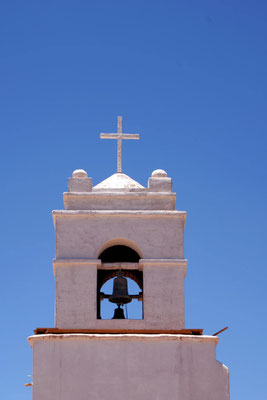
28,117,229,400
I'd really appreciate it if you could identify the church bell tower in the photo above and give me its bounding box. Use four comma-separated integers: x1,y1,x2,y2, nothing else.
28,117,229,400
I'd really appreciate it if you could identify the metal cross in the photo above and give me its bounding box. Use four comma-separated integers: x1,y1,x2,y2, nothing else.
100,116,140,173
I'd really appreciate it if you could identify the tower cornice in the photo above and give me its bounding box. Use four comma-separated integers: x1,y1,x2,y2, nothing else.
52,209,187,226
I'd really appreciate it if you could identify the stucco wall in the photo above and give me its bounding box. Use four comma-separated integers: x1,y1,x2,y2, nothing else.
63,192,176,210
55,262,185,330
29,334,229,400
54,211,185,259
55,265,97,328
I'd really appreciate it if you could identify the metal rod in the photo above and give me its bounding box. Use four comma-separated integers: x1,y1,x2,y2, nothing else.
212,326,228,336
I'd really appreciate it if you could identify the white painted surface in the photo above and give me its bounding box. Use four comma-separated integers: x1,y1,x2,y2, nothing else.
63,192,176,210
29,334,229,400
68,177,93,193
148,176,172,192
55,265,97,328
55,262,186,329
72,169,88,178
94,172,144,190
53,211,185,259
151,169,168,177
29,166,229,399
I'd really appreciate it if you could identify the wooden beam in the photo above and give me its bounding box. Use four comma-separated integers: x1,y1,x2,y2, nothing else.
212,326,228,336
34,327,203,335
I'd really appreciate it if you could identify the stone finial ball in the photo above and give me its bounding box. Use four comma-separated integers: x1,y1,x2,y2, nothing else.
151,169,168,178
72,169,88,178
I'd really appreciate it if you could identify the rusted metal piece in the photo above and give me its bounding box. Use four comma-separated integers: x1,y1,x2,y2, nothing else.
212,326,228,336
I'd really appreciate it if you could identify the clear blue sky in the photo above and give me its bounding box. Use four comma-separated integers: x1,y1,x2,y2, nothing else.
1,1,266,399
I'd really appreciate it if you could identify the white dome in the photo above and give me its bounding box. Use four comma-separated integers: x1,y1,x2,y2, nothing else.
72,169,88,178
151,169,167,178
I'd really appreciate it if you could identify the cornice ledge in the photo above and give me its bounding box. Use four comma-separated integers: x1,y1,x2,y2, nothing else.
52,210,186,218
140,258,187,276
63,192,176,198
28,334,219,346
53,259,101,275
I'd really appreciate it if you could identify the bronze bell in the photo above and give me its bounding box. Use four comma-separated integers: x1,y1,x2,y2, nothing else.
109,273,132,305
112,305,125,319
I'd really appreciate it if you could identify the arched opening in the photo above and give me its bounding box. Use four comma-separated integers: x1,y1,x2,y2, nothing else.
99,275,143,320
97,245,143,320
99,245,141,263
97,238,143,260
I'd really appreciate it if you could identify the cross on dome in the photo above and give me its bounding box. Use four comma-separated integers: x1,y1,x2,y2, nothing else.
100,116,140,173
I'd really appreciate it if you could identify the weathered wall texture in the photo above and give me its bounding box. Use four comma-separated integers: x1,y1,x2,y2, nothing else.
53,211,185,259
29,334,229,400
63,192,176,210
29,169,229,399
55,262,185,329
53,171,187,330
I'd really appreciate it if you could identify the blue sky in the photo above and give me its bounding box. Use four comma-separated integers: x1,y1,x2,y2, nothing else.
0,1,266,399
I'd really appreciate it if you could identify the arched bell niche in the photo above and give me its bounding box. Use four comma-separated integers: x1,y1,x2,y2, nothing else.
97,245,143,320
99,245,141,263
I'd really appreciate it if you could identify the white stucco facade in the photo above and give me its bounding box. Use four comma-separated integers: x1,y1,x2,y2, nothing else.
52,169,187,330
54,260,186,329
29,167,230,399
29,334,229,400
